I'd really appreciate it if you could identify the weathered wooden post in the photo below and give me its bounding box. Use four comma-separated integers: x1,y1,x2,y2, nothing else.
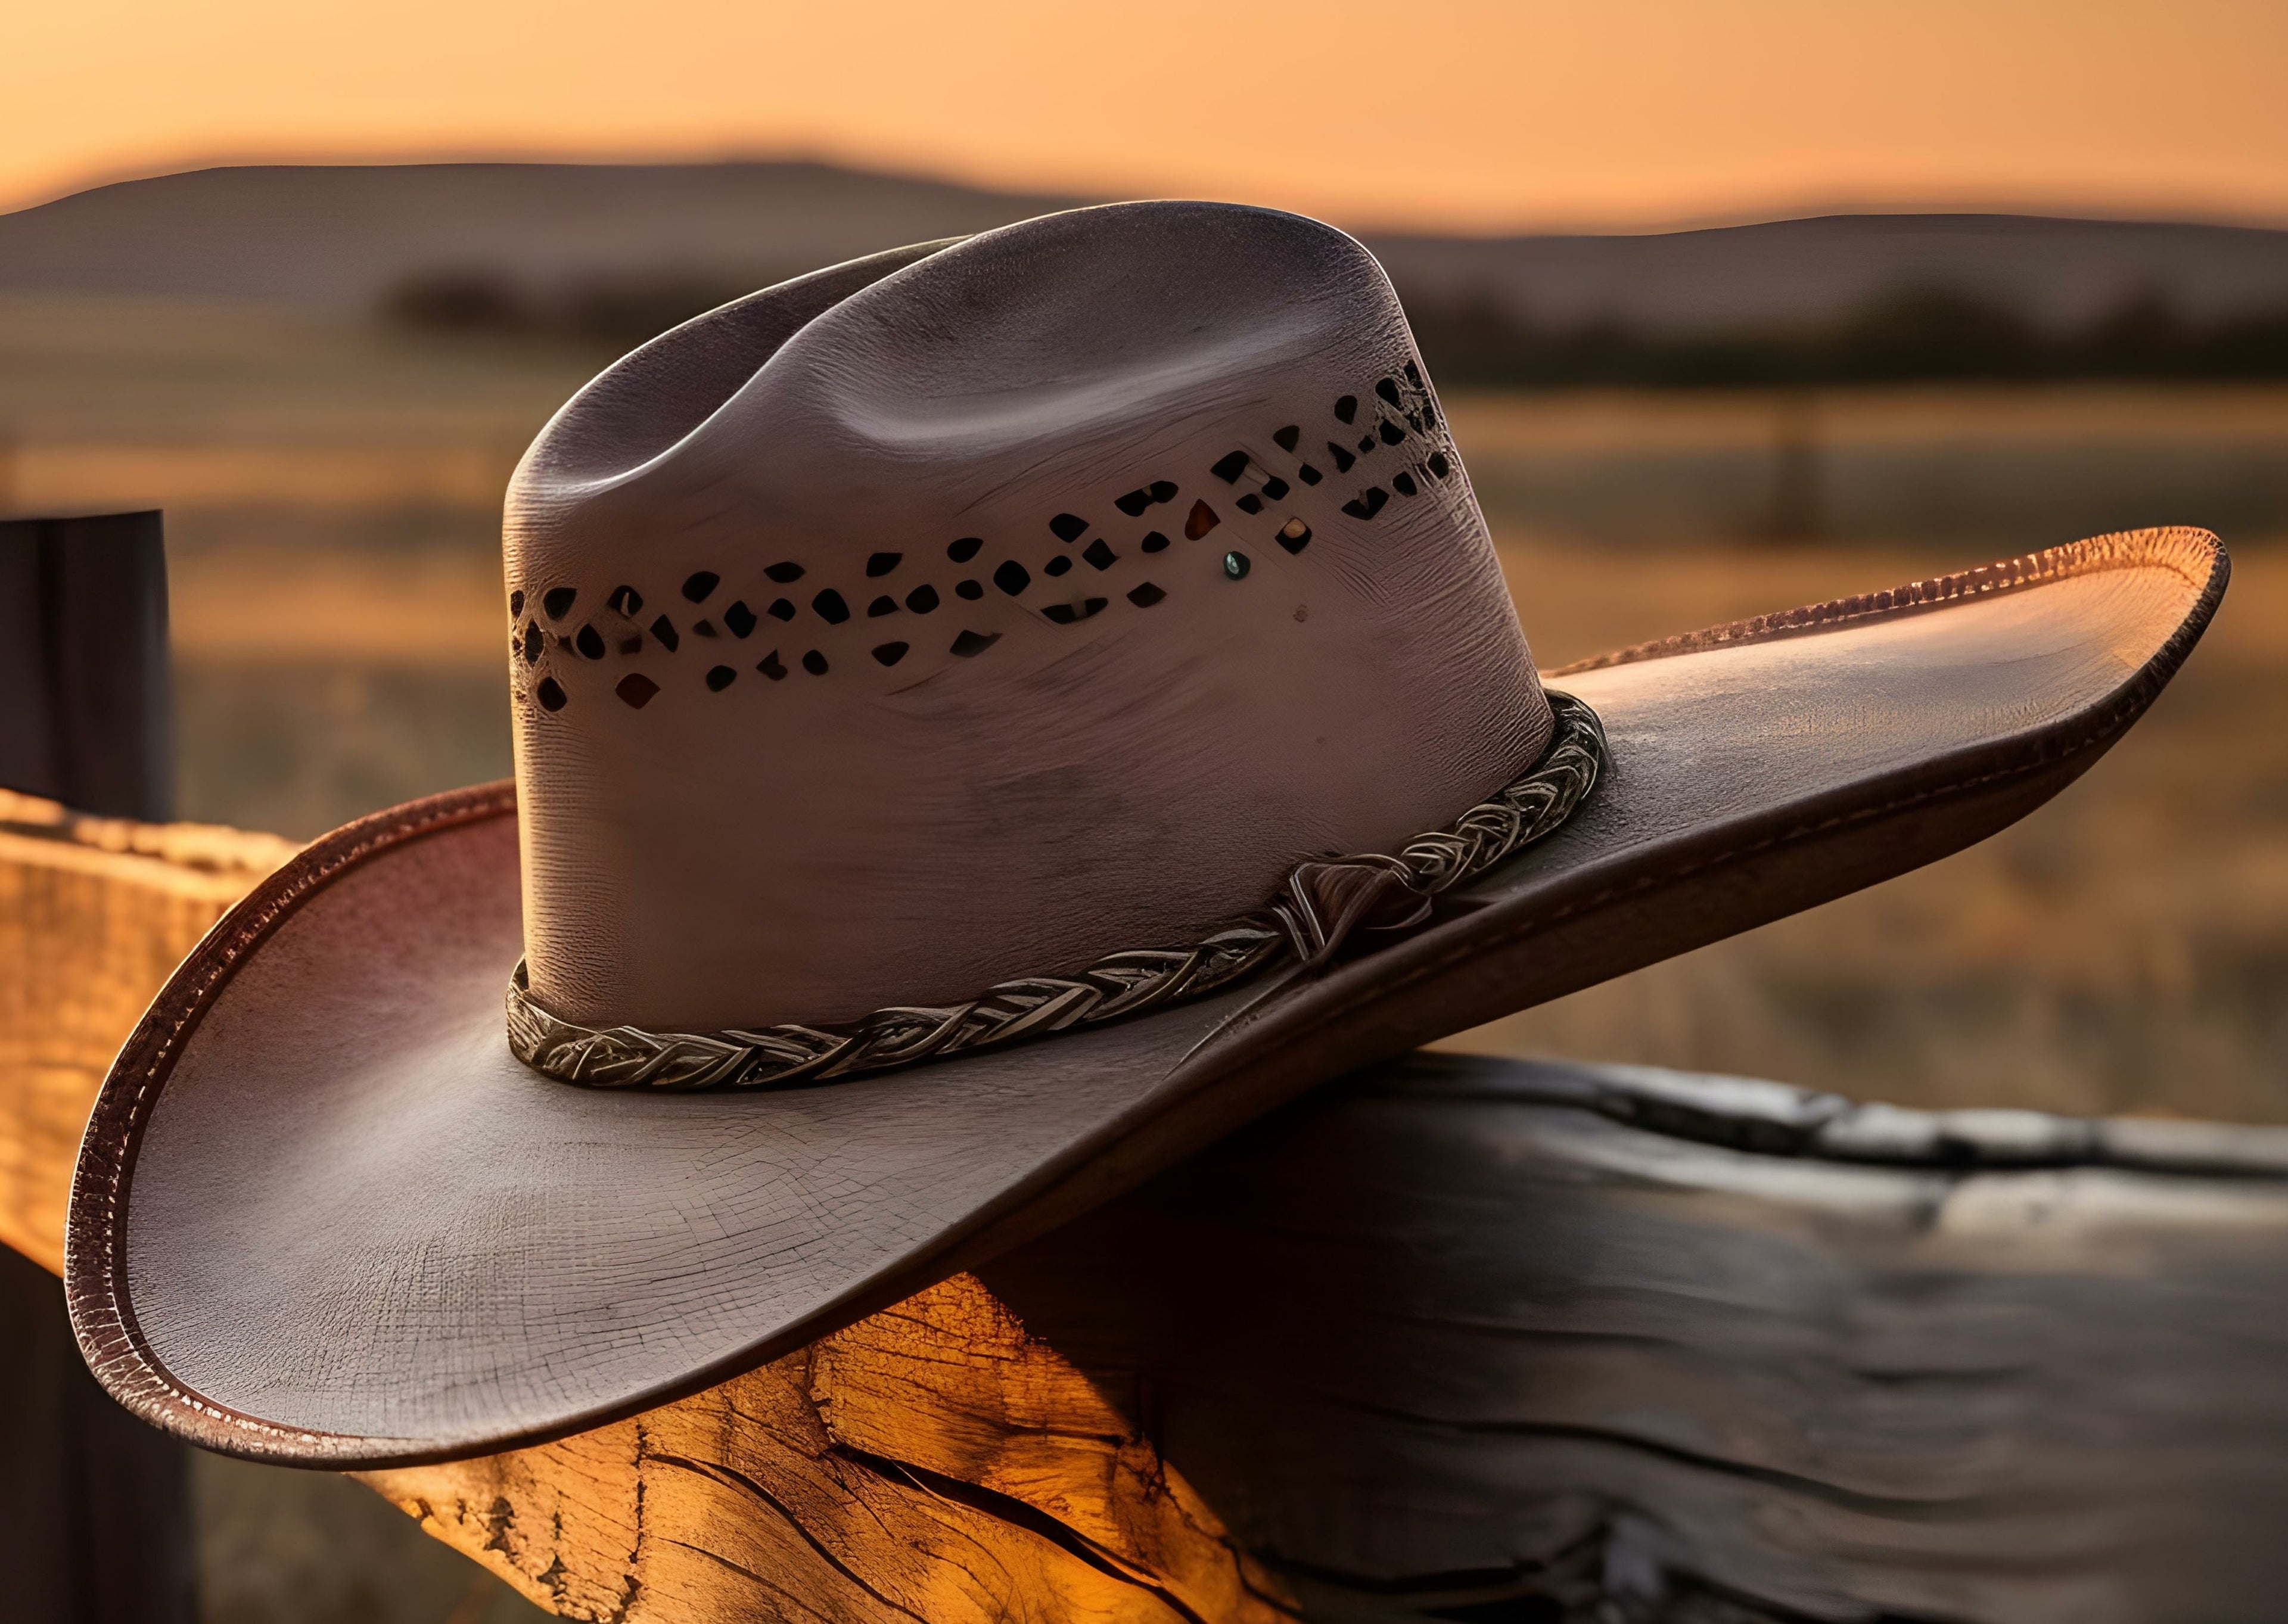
0,511,195,1623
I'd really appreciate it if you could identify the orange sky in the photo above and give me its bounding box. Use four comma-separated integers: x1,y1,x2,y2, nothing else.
6,0,2286,230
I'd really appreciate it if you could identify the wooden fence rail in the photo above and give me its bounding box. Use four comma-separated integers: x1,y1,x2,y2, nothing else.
10,793,2288,1623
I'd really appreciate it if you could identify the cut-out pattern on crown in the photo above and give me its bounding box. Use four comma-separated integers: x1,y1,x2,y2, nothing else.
510,354,1457,715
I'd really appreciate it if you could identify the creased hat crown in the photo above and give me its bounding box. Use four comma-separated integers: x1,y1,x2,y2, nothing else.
505,201,1550,1030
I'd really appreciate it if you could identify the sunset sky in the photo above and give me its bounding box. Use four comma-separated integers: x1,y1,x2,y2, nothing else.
5,0,2285,230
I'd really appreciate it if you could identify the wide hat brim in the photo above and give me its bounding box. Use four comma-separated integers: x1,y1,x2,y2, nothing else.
69,528,2225,1466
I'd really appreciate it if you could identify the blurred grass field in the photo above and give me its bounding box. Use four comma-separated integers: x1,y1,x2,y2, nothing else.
5,290,2287,1132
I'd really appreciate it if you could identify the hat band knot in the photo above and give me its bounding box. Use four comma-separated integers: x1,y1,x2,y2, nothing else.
506,690,1605,1091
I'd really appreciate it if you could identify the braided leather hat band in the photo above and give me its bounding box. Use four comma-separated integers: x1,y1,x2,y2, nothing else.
506,691,1605,1091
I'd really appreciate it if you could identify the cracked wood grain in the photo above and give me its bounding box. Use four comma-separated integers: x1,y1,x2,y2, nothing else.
361,1275,1298,1624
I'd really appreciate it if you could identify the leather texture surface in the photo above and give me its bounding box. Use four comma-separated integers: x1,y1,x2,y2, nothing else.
66,527,2224,1465
505,203,1549,1031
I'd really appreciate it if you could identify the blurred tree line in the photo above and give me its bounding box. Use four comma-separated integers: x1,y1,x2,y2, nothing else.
1407,287,2288,387
378,269,779,351
382,267,2288,385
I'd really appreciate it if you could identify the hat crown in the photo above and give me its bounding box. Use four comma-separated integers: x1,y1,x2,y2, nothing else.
504,202,1550,1030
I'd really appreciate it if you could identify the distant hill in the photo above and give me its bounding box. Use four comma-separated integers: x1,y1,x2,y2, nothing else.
0,162,1083,310
5,161,2288,334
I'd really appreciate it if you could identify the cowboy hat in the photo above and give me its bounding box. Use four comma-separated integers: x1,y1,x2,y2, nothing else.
66,201,2225,1466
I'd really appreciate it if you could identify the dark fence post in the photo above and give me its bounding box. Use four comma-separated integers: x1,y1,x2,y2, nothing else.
0,509,195,1622
0,510,175,821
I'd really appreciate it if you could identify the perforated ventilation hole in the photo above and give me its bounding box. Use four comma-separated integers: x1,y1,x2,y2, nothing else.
868,595,899,617
1405,360,1424,387
1273,425,1301,452
1211,450,1249,483
576,624,606,659
769,599,795,621
1236,494,1264,515
1428,451,1451,478
1185,502,1219,540
1149,480,1178,503
1298,465,1322,485
1044,556,1072,577
993,560,1031,595
609,585,643,617
1328,443,1355,473
1223,551,1250,579
906,584,940,613
542,587,577,620
725,601,757,637
764,562,805,584
649,615,680,652
682,571,719,602
508,590,525,617
1420,402,1439,429
1128,582,1165,607
812,590,850,624
1376,378,1403,406
802,650,829,676
1141,531,1169,553
1277,518,1313,554
707,665,736,691
1392,472,1419,497
619,634,643,655
1115,489,1152,517
1359,435,1377,454
520,622,542,663
1379,420,1406,446
872,641,909,667
536,677,567,711
950,630,999,657
948,537,983,564
1335,395,1358,423
1083,539,1117,570
694,620,718,637
956,580,984,601
866,552,902,577
758,652,787,680
1262,476,1289,500
1043,598,1107,624
616,673,659,708
1049,514,1089,542
1343,488,1390,519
